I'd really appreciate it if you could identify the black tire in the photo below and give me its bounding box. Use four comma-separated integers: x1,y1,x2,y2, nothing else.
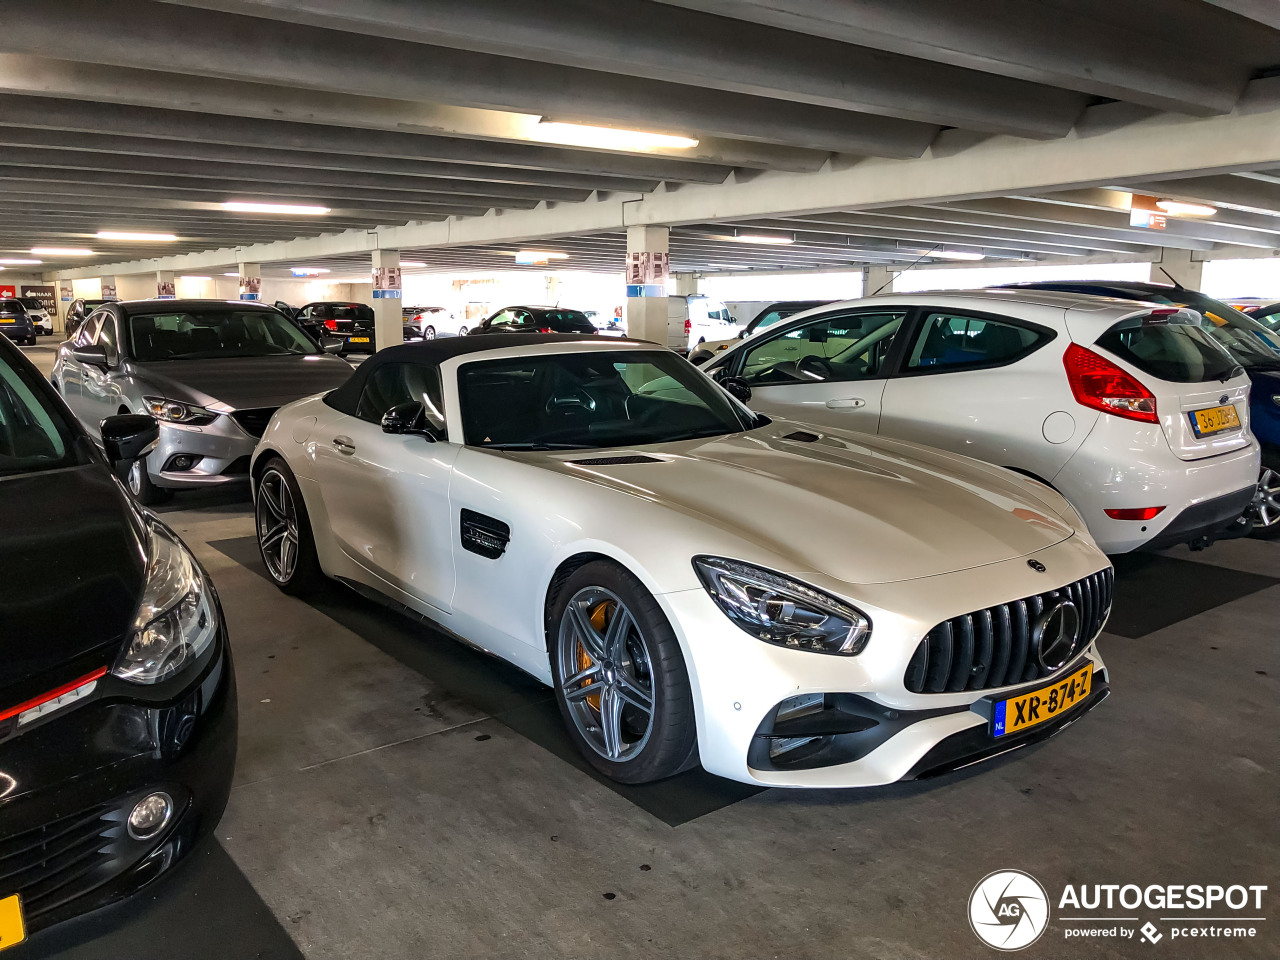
254,457,326,595
123,457,172,506
549,560,698,784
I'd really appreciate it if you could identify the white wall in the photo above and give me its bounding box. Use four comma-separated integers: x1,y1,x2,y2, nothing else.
1202,258,1280,299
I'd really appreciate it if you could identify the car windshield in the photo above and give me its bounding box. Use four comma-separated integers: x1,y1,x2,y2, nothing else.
458,350,756,449
128,309,321,361
1123,290,1280,368
17,299,43,311
0,347,86,477
534,310,596,332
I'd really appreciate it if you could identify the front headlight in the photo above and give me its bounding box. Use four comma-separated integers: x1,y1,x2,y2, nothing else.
693,556,871,655
143,396,218,425
114,524,217,684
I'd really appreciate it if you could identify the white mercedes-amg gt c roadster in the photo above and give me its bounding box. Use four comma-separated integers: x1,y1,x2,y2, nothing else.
251,334,1113,788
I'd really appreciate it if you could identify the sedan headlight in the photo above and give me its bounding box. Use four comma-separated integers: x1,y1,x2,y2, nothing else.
143,396,218,425
693,556,870,655
114,524,217,684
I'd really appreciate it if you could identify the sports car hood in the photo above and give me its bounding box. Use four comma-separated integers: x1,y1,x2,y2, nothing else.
541,425,1075,585
128,354,353,410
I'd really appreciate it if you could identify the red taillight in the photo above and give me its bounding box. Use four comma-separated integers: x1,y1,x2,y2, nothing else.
685,319,692,332
1063,343,1158,423
1105,506,1166,521
537,327,553,333
324,318,337,330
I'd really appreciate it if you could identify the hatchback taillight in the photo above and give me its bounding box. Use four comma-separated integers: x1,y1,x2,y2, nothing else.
324,318,337,331
1063,343,1158,423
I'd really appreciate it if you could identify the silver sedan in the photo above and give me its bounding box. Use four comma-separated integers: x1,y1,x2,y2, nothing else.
52,299,355,503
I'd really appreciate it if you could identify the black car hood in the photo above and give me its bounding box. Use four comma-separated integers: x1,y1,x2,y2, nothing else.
0,464,146,704
129,354,354,410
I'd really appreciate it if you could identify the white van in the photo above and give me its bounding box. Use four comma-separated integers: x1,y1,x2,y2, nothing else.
667,295,739,351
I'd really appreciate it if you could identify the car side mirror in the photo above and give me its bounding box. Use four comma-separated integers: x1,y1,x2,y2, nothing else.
381,401,442,441
320,336,344,354
73,344,109,368
720,377,752,403
100,414,159,467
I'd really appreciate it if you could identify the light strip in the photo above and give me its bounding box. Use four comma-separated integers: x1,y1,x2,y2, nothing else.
97,231,178,242
0,258,41,265
31,247,94,256
534,120,698,152
222,201,330,215
1155,199,1217,216
0,667,107,726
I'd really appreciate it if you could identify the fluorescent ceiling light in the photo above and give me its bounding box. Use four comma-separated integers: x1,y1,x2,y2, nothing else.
291,267,330,276
97,230,178,242
514,251,570,265
534,120,698,152
399,261,427,268
179,275,211,281
1156,199,1216,216
0,258,40,265
222,201,330,215
733,234,794,245
932,250,986,261
31,247,93,256
223,272,240,277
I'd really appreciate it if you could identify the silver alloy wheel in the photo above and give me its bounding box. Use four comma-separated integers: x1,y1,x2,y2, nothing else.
457,326,468,337
557,586,656,762
257,469,301,583
422,325,436,340
1253,467,1280,528
128,459,144,497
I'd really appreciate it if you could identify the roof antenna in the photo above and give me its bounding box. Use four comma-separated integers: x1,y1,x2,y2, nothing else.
1158,267,1185,290
871,244,938,296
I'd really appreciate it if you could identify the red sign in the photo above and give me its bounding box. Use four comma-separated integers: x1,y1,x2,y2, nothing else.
0,286,15,299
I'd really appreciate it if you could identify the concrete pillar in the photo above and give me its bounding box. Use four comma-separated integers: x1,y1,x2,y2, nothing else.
156,270,176,299
1150,248,1204,290
673,272,699,296
238,261,261,301
371,249,403,350
99,275,118,300
864,265,894,296
624,224,670,345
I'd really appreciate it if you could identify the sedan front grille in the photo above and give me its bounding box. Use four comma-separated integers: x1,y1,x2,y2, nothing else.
904,567,1114,694
0,804,115,921
232,407,278,438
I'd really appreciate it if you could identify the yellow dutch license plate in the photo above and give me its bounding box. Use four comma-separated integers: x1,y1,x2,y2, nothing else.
993,665,1092,737
349,336,370,343
0,318,13,324
0,895,26,952
1191,404,1240,437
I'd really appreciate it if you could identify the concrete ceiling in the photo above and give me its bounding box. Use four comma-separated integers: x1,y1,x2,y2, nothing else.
3,0,1280,278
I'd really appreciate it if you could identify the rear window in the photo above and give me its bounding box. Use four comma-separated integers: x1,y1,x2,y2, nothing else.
331,304,374,322
538,310,595,333
1095,313,1239,383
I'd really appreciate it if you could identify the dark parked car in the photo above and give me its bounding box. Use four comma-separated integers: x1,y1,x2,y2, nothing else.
293,301,376,354
470,305,598,336
0,334,236,943
0,298,38,346
1003,280,1280,539
1242,301,1280,330
51,300,353,505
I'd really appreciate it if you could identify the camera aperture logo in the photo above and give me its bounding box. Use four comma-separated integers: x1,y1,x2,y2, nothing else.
969,870,1050,951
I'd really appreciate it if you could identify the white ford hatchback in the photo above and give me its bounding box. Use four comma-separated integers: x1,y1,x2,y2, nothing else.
703,289,1259,554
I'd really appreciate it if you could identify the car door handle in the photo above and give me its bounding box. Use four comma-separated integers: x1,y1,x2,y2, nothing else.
825,398,866,409
332,436,355,455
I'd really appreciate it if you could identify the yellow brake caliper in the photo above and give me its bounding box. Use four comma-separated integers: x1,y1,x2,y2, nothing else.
578,600,612,712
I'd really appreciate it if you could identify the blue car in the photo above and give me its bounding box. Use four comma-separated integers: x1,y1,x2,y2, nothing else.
1003,281,1280,539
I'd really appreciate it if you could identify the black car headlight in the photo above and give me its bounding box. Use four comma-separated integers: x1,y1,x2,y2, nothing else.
113,524,217,684
693,556,871,655
143,396,219,425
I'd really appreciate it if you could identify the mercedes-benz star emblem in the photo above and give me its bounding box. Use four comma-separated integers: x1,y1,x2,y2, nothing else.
1027,559,1046,573
1032,599,1081,672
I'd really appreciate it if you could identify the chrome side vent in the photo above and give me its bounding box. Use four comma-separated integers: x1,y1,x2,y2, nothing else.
460,509,510,559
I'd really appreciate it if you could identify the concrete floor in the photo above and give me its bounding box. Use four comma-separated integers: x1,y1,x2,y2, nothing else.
14,344,1280,958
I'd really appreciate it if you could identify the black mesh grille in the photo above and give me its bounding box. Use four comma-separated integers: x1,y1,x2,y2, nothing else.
231,407,277,438
568,455,663,466
0,804,115,920
904,567,1114,694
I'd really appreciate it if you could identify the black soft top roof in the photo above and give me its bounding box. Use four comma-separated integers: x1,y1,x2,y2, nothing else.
324,333,652,413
